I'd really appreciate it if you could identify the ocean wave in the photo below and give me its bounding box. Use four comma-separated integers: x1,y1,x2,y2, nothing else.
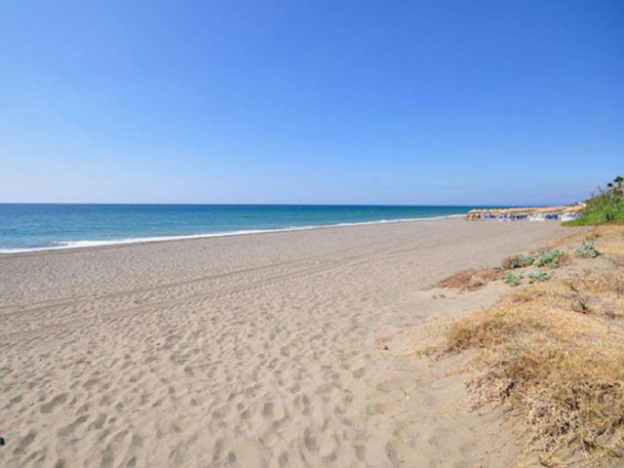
0,214,464,255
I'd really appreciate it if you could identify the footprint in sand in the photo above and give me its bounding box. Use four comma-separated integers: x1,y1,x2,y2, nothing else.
40,393,68,413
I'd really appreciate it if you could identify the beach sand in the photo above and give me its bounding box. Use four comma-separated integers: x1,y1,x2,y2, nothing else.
0,218,568,468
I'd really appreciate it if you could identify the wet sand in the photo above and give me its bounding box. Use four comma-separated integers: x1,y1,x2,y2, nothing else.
0,218,568,468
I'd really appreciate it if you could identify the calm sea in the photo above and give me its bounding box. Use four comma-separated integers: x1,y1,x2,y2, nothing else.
0,204,473,253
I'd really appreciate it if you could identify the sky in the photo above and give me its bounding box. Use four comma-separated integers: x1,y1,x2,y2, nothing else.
0,0,622,205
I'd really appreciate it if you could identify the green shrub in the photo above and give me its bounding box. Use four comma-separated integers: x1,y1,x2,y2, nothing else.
533,250,565,268
565,177,624,226
501,272,523,287
574,239,601,258
529,271,551,283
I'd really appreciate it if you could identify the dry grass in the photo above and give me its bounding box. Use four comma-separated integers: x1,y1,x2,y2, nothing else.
564,272,624,320
567,272,624,296
435,267,502,292
588,226,624,263
442,226,624,466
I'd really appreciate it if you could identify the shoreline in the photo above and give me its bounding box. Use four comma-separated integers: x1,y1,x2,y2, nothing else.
0,213,467,255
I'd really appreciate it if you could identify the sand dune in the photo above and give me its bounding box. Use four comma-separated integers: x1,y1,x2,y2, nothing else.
0,218,567,467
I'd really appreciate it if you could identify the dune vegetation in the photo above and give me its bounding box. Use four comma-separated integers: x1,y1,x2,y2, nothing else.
436,225,624,466
565,176,624,226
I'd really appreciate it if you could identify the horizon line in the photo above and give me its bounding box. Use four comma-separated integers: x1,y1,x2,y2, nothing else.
0,202,578,208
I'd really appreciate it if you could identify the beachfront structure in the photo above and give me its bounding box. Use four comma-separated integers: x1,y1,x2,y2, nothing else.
465,204,584,221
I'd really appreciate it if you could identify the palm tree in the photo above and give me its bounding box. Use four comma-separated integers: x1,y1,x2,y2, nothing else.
613,176,624,198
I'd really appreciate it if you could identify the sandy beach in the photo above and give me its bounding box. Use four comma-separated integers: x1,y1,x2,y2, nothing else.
0,218,569,468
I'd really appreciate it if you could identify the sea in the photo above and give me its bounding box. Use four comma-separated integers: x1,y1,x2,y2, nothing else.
0,204,473,254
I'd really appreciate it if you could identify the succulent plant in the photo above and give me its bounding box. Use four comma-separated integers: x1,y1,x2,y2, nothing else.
574,239,600,258
533,250,565,268
501,272,523,287
528,271,551,283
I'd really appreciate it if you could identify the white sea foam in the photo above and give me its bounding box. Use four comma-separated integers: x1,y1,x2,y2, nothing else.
0,214,465,254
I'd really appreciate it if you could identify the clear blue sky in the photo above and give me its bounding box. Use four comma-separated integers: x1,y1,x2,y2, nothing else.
1,0,622,205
